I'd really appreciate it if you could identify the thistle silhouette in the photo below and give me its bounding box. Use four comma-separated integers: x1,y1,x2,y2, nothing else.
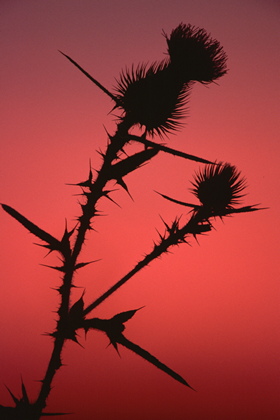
1,23,261,419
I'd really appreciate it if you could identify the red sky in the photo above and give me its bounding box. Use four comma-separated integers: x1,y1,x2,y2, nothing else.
1,1,279,419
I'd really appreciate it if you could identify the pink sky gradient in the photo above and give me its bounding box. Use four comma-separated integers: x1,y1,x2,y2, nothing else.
1,1,279,419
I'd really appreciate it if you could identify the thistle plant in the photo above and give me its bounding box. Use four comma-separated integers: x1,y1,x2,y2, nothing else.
1,23,261,419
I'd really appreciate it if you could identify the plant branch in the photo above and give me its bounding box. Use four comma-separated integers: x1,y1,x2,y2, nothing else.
83,213,208,315
84,200,260,316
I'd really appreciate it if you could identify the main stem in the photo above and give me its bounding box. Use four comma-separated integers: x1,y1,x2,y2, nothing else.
33,121,131,418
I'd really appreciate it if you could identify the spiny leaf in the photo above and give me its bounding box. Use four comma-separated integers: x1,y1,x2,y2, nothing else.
59,50,120,104
67,167,93,188
155,191,199,209
34,243,60,256
224,204,265,215
107,308,143,352
129,134,213,164
112,307,144,324
117,334,195,390
40,264,66,272
110,148,159,179
81,309,143,351
21,379,29,404
1,204,62,252
74,260,100,270
5,386,19,405
64,292,86,344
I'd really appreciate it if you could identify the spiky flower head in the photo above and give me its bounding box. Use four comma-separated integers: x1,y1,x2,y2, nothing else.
114,23,227,137
190,163,246,216
114,61,189,137
165,23,227,83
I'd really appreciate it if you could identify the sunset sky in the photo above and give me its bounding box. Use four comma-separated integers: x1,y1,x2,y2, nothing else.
1,1,280,419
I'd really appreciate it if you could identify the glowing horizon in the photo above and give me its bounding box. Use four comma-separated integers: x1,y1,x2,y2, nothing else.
1,1,279,419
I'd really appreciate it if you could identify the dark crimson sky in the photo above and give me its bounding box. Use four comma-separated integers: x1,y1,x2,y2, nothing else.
1,1,279,419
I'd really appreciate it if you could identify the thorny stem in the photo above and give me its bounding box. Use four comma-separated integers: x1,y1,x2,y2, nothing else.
33,120,132,418
33,271,73,418
71,120,131,262
32,336,65,419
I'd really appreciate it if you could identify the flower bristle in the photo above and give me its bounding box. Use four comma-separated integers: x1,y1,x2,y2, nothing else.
114,61,190,137
165,23,228,83
190,163,246,215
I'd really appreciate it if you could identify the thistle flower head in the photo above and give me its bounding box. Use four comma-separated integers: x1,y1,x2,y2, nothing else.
190,163,246,216
113,23,227,136
165,23,227,83
114,61,189,136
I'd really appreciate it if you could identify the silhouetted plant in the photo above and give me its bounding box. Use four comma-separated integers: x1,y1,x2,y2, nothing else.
165,23,227,83
1,23,261,419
